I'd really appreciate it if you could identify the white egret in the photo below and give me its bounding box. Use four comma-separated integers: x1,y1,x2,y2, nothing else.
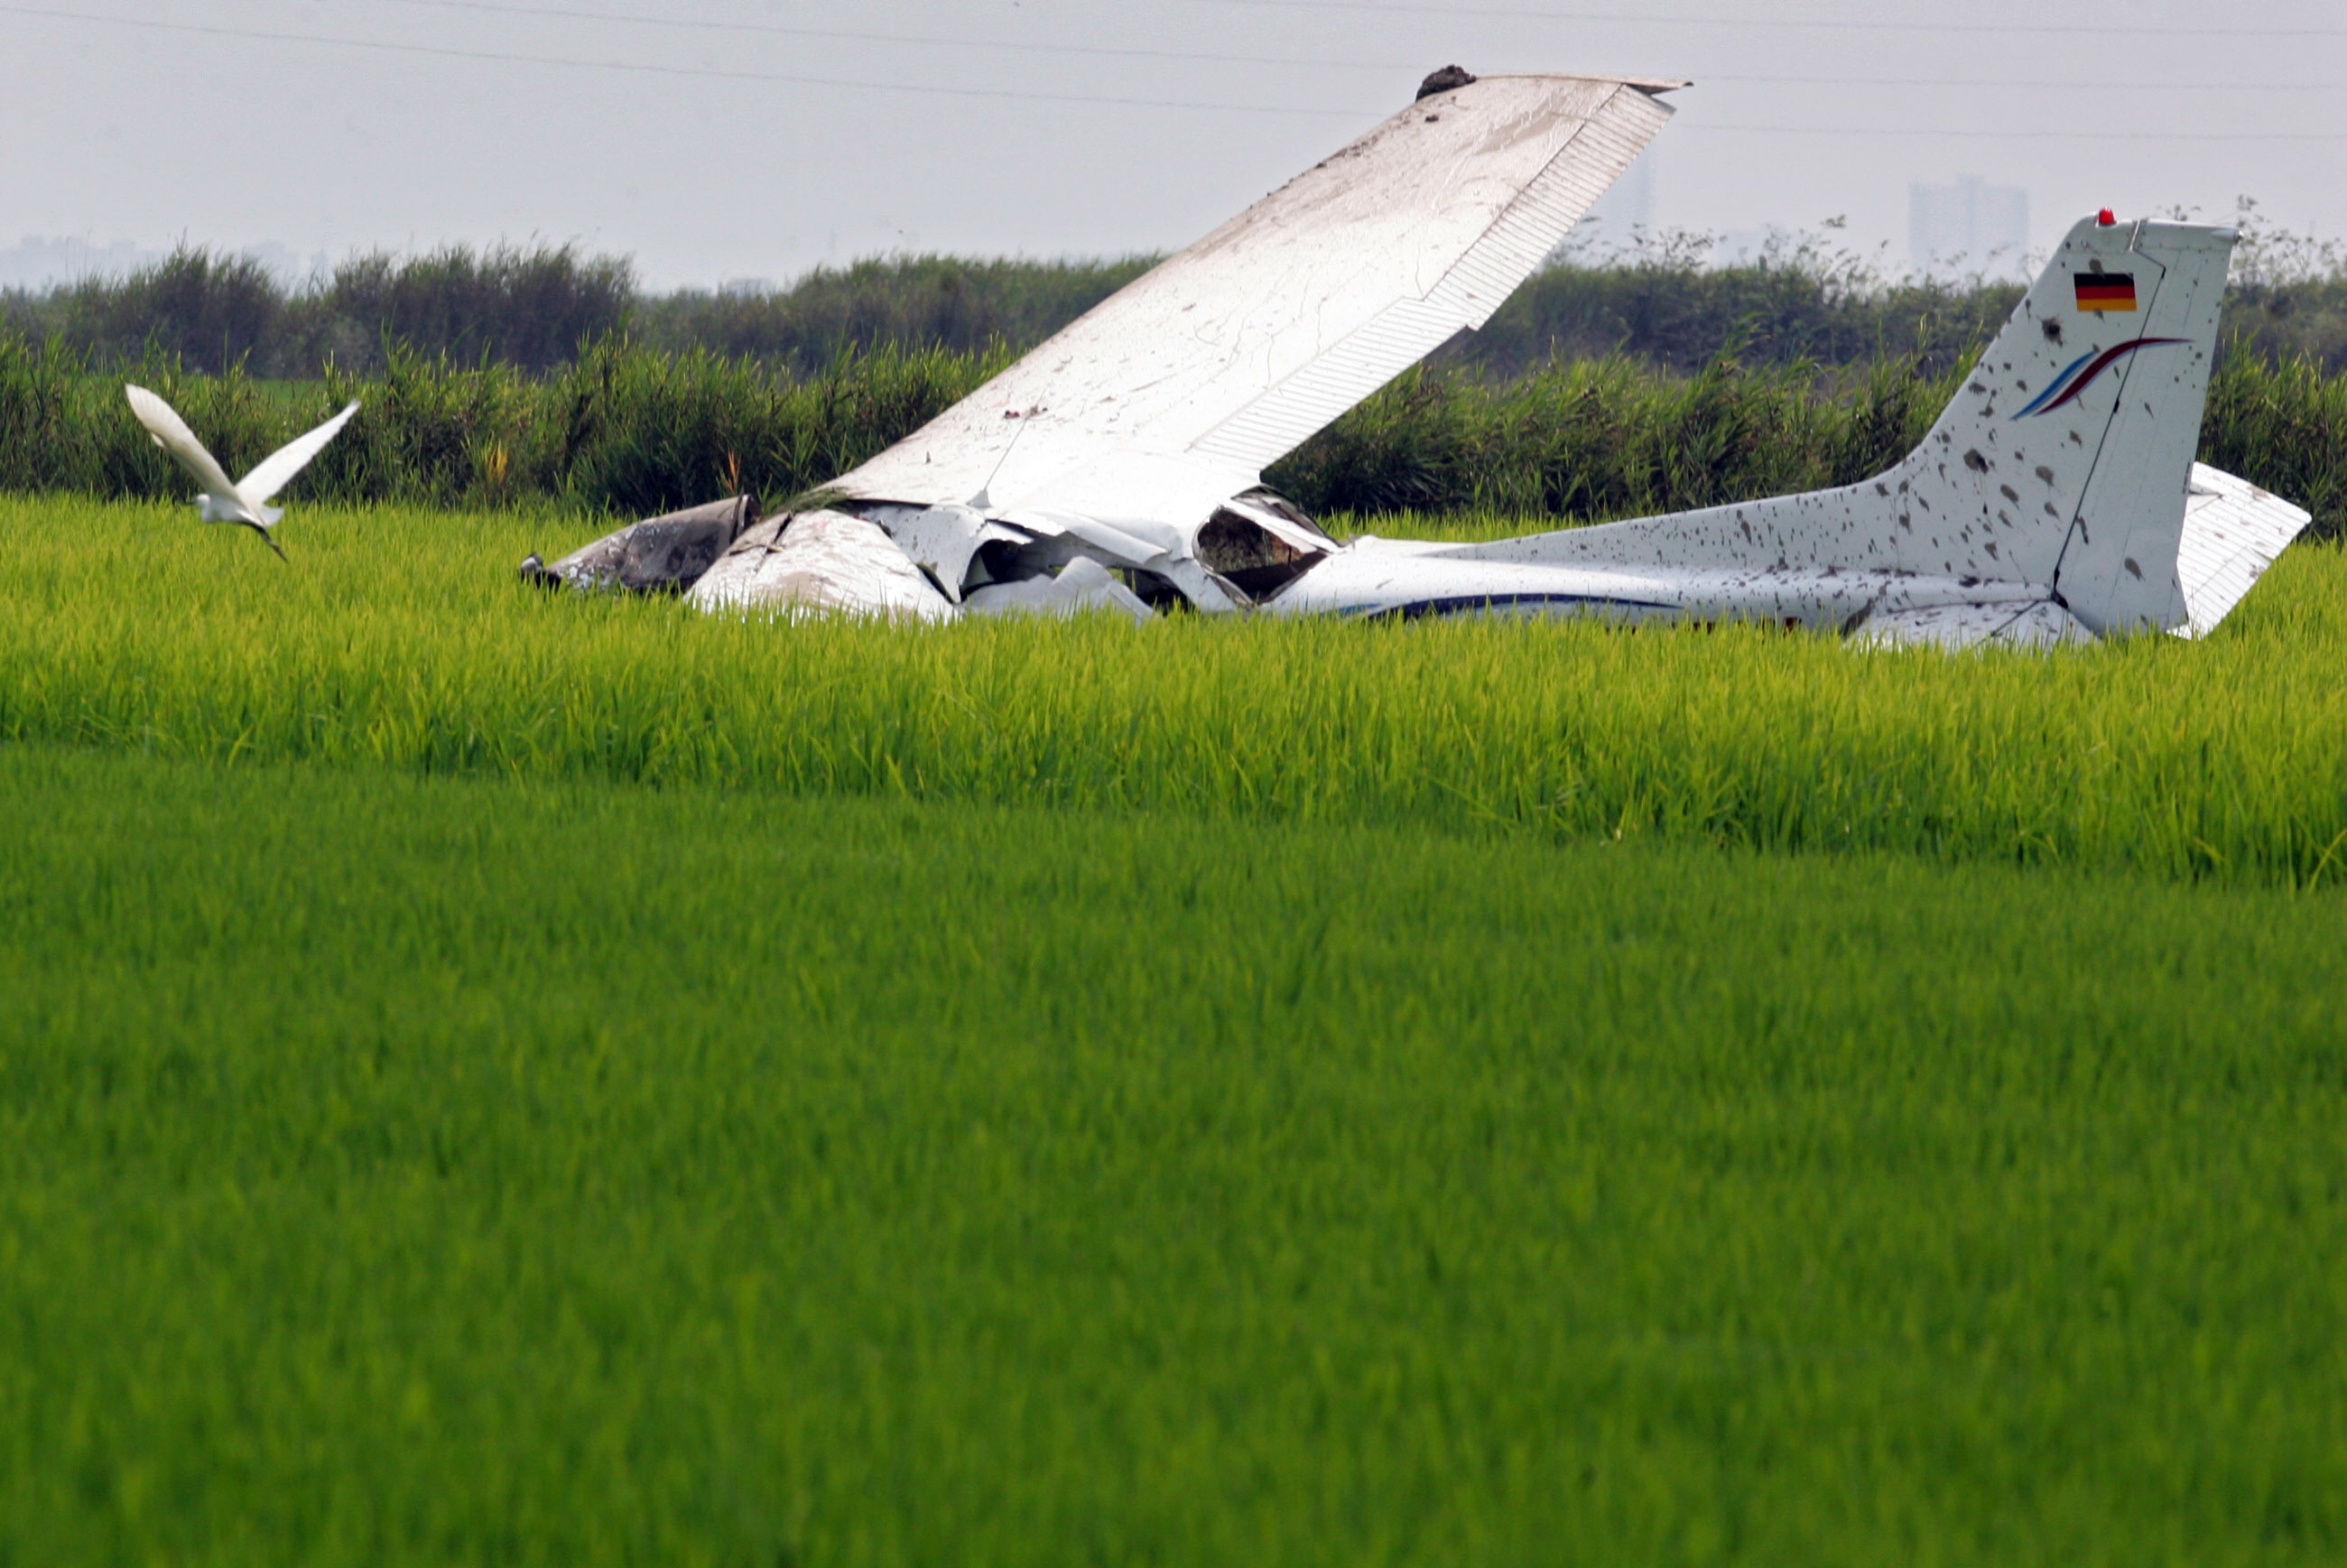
125,385,358,560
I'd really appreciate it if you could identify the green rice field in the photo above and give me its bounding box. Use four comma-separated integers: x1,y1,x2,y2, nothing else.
3,498,2345,886
4,496,2346,1564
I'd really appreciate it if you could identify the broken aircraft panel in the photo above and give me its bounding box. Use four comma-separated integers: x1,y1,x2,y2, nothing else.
609,73,2308,647
2171,463,2315,638
523,495,759,594
962,557,1156,624
690,510,955,621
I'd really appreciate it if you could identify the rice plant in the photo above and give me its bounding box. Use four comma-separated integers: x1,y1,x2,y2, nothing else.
3,497,2342,887
2,742,2343,1566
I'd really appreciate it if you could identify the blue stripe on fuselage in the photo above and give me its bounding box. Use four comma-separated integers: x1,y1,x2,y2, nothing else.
1337,592,1678,621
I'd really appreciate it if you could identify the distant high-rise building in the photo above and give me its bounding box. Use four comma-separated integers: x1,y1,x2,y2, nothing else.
0,235,159,291
0,237,328,292
1909,177,2030,279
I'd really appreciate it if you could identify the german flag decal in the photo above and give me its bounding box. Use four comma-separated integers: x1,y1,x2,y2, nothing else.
2074,273,2138,311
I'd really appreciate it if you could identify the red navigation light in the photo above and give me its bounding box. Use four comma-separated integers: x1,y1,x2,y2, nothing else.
2098,209,2118,227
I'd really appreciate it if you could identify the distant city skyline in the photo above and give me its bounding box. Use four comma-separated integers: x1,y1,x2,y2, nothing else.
2,2,2339,292
1909,175,2031,281
0,235,331,292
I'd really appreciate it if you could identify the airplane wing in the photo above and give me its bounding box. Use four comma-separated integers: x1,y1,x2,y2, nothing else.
830,73,1680,527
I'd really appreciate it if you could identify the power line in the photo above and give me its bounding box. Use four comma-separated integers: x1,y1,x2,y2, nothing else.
372,0,1402,73
1183,0,2347,39
0,4,1365,116
1684,124,2347,142
5,5,2339,139
1707,74,2338,93
350,1,2347,92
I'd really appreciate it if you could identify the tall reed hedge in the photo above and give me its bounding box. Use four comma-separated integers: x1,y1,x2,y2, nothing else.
637,255,1157,374
0,335,1003,519
10,238,2347,379
0,244,635,377
3,330,2342,539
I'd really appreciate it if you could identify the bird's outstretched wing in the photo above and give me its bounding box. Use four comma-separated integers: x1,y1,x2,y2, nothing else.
125,384,239,500
829,74,1681,526
237,401,360,505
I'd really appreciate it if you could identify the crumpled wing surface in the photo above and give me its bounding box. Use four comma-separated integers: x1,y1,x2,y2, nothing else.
685,512,955,621
830,74,1679,525
238,401,360,505
125,385,240,501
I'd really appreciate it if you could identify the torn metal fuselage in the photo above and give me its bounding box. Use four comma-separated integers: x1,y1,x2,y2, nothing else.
521,420,2312,652
678,487,1341,624
659,483,2065,649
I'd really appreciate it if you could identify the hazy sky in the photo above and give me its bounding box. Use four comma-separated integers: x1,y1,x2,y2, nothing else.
2,0,2341,289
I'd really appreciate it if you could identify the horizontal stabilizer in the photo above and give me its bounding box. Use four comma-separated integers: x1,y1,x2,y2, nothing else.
2172,462,2314,637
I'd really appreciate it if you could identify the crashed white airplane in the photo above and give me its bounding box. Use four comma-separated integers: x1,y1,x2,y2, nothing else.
549,70,2314,647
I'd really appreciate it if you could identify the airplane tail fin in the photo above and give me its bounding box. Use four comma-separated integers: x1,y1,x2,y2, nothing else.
1890,215,2234,632
1438,215,2245,642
